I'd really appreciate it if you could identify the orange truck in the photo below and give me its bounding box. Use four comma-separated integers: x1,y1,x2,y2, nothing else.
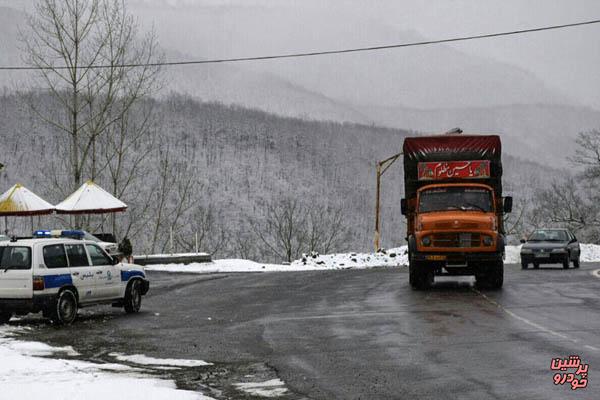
400,133,512,289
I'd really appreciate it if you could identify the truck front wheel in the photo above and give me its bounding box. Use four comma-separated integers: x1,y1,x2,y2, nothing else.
409,261,433,290
476,260,503,290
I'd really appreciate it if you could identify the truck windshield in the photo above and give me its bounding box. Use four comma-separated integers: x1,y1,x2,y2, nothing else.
0,246,32,270
418,187,493,213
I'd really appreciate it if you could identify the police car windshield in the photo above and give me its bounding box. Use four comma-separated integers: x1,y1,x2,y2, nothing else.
0,246,32,270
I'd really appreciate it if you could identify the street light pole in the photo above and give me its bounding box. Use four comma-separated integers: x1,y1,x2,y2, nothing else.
374,152,403,251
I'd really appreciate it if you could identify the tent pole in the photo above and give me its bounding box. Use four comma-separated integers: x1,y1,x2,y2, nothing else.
30,216,34,232
4,216,8,235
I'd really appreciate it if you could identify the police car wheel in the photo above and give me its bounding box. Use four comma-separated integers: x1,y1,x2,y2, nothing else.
0,312,11,324
124,280,142,314
52,289,78,325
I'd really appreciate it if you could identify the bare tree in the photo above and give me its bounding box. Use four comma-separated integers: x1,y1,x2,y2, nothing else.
531,180,600,235
569,130,600,182
22,0,161,195
175,205,229,256
250,198,306,263
305,204,350,254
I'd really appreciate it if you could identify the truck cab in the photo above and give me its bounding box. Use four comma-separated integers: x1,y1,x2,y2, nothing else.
401,134,512,289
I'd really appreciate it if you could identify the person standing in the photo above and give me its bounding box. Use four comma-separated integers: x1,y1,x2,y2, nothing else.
119,237,133,263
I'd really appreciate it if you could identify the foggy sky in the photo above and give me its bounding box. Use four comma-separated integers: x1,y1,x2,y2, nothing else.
2,0,600,110
127,0,600,110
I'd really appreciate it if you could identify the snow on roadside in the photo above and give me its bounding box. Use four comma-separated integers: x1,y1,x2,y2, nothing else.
109,352,212,367
233,379,288,397
504,245,522,264
144,247,409,273
0,326,213,400
143,244,600,274
579,243,600,262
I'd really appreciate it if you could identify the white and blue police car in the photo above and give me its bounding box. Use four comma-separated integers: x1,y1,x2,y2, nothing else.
0,230,149,325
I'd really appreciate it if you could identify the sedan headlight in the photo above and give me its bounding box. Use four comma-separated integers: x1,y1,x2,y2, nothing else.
551,248,566,253
520,248,533,254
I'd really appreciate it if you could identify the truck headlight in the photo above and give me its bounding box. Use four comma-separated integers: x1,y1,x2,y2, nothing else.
482,235,494,246
422,236,432,246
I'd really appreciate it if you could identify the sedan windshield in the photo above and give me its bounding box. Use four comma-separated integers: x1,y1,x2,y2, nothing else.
528,230,568,242
418,187,493,213
0,246,32,270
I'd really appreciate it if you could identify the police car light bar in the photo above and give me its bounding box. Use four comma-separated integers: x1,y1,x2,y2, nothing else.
32,229,85,239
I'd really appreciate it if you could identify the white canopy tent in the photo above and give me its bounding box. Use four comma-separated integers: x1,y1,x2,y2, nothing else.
0,183,55,233
55,181,127,214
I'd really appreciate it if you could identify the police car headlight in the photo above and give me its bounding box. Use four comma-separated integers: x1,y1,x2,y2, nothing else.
482,235,494,246
422,236,432,246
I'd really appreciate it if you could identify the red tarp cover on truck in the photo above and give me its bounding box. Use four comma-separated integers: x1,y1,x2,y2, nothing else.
403,135,502,198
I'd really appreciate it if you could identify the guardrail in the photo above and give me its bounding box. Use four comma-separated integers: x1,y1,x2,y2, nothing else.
133,253,212,266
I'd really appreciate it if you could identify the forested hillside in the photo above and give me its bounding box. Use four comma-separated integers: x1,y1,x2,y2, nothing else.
0,92,561,260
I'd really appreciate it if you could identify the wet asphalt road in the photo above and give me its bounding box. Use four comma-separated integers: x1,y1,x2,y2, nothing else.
15,263,600,400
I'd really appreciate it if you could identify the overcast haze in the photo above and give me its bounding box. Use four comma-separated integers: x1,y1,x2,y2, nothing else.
124,0,600,109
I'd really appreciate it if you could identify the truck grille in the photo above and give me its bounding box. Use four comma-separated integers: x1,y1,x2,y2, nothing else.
432,232,481,248
434,222,479,230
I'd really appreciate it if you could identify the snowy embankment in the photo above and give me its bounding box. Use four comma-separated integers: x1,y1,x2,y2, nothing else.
144,244,600,274
144,247,409,273
0,326,214,400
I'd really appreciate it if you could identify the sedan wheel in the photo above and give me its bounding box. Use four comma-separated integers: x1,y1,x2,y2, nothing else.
562,255,570,269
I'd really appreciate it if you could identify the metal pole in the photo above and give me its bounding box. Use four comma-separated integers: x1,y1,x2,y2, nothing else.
4,216,8,235
170,226,174,255
195,232,198,253
374,163,381,251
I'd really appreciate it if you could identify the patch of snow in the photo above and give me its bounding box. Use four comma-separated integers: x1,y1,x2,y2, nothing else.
145,247,409,274
0,327,214,400
143,244,600,275
504,245,522,264
6,340,80,357
233,379,288,397
135,252,210,258
109,352,212,367
579,243,600,262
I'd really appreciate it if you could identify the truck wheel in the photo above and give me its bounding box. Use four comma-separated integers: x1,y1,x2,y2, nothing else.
51,289,78,325
0,312,11,324
477,261,503,290
562,255,569,269
124,280,142,314
409,261,433,290
521,260,528,269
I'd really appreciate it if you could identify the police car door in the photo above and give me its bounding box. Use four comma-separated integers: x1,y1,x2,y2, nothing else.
42,243,95,302
63,243,97,302
85,243,119,299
